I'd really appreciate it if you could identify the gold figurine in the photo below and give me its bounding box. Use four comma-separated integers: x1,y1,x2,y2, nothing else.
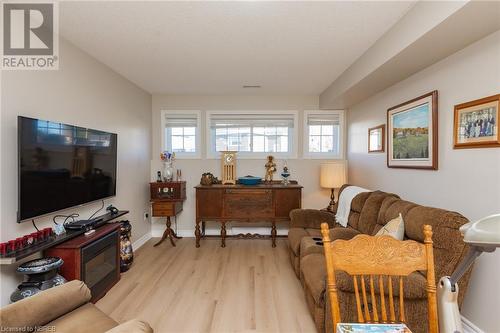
264,155,277,182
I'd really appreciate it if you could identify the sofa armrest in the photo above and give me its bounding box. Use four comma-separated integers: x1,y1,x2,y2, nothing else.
0,280,91,330
105,319,153,333
289,209,336,229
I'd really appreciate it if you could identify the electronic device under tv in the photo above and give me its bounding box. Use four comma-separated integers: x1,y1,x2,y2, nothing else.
18,116,117,222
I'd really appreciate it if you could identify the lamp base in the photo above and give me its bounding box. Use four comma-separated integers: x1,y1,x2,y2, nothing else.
325,188,336,212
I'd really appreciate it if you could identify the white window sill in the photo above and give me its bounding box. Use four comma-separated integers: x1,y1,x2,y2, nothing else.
206,153,298,160
302,153,344,160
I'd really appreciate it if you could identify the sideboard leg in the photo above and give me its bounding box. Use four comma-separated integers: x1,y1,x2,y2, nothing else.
195,220,201,248
271,221,277,248
221,221,226,248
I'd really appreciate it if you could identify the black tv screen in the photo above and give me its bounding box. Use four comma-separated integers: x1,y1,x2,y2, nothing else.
18,116,117,222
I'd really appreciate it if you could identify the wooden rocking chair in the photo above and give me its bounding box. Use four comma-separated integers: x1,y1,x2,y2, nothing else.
320,223,438,333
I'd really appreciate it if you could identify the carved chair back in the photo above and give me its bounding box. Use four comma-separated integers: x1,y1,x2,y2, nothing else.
320,223,438,333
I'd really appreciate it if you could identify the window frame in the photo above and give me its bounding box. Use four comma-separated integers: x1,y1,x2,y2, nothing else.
303,110,345,159
161,110,202,159
206,110,299,159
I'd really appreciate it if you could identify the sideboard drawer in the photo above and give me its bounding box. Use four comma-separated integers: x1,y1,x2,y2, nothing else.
223,189,273,218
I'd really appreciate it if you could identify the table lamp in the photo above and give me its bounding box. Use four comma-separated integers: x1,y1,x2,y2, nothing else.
320,163,347,212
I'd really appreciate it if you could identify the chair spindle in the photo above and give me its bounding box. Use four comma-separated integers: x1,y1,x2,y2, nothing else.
379,275,387,322
353,275,365,323
388,276,396,322
369,275,379,323
399,276,406,322
360,276,371,321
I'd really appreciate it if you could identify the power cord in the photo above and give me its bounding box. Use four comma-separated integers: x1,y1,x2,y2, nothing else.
88,200,105,220
32,219,39,232
50,200,104,228
53,213,80,226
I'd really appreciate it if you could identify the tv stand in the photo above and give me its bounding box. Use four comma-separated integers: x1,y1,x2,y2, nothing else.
0,210,129,265
45,223,121,303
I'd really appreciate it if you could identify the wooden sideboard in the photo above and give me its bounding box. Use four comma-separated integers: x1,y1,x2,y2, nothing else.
195,183,302,248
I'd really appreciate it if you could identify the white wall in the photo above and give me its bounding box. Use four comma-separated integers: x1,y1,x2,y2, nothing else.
346,31,500,332
0,39,152,306
151,95,337,236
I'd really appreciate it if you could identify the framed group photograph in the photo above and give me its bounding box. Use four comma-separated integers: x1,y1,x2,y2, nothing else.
453,94,499,149
387,91,438,170
368,124,385,153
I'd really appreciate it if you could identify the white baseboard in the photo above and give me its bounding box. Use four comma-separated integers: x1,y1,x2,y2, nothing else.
462,315,484,333
132,232,152,250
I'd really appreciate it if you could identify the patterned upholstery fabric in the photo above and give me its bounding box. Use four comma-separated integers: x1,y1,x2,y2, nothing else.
288,187,472,333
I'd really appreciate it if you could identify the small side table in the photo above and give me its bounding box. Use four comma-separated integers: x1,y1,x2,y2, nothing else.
150,181,186,247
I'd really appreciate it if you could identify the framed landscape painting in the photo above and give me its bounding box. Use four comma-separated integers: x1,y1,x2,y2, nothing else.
387,91,438,170
453,94,500,149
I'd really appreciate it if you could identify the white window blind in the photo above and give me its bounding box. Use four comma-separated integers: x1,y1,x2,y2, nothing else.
163,111,201,158
304,110,344,158
207,112,297,158
165,114,198,128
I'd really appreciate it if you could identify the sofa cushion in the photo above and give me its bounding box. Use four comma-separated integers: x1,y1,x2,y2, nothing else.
300,237,325,260
288,228,322,257
347,212,361,230
404,206,469,280
289,209,336,229
358,191,398,235
331,227,361,241
351,192,371,213
0,280,91,329
375,199,418,235
335,271,428,299
47,303,118,333
301,253,327,305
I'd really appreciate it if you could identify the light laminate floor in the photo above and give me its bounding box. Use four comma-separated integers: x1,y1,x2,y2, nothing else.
96,238,317,333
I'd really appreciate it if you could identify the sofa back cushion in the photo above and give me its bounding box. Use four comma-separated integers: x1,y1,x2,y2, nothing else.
345,192,371,230
376,197,469,279
357,191,399,235
374,198,418,234
404,206,469,279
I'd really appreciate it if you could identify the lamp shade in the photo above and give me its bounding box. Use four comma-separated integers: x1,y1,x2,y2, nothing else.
320,163,346,189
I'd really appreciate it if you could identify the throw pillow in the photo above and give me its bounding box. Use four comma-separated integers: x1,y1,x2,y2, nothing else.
375,213,404,240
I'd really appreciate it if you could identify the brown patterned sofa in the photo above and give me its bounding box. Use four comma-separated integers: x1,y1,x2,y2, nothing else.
0,280,152,333
288,185,472,333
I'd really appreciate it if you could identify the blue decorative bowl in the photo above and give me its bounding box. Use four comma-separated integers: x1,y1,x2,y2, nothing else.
238,176,262,185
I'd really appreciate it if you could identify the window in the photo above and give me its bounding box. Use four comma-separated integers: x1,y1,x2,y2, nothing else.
207,111,298,158
304,110,344,159
162,111,201,158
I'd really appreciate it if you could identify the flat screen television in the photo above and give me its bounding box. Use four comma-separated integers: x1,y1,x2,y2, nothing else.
18,116,117,222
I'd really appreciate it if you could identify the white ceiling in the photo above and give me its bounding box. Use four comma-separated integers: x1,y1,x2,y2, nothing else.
59,1,415,95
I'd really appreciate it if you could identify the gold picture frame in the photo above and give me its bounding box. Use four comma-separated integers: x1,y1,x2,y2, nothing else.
453,94,500,149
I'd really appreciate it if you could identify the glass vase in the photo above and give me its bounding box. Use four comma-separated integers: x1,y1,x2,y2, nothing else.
163,161,174,182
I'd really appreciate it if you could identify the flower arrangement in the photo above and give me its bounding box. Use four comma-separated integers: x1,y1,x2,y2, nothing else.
160,151,175,162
